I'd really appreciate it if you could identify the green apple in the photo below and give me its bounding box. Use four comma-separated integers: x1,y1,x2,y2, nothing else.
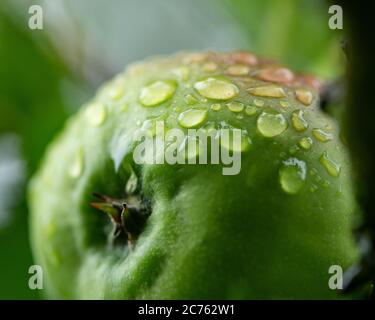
29,51,359,299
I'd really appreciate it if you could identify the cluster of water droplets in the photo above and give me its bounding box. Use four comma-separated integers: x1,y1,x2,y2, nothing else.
68,55,342,196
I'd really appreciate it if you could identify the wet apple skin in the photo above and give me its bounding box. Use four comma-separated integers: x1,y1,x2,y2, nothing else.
29,51,359,299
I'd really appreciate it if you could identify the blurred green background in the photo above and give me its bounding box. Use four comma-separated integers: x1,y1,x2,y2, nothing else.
0,0,344,299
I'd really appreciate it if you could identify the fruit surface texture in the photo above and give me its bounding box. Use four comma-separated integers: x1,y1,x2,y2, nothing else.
29,51,358,299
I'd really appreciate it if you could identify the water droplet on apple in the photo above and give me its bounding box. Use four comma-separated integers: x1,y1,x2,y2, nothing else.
280,101,290,108
226,102,244,113
256,67,294,83
220,128,251,152
139,118,164,137
173,66,190,81
178,108,208,128
319,151,341,177
245,105,257,116
85,102,106,126
291,110,308,132
227,64,250,76
108,86,125,100
139,80,176,107
228,51,258,65
248,86,286,98
288,145,299,155
126,170,138,194
253,99,264,107
210,103,221,111
295,88,313,106
279,157,307,194
69,148,84,179
298,137,313,150
312,129,333,142
194,77,239,100
184,94,198,105
257,112,288,137
322,180,330,188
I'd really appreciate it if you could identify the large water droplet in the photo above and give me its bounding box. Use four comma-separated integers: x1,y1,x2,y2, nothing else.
319,151,341,177
248,86,286,98
194,77,239,100
291,110,308,132
298,137,313,150
69,148,84,179
312,129,333,142
139,80,176,107
178,109,208,128
85,102,106,126
226,102,244,113
279,158,307,194
257,112,288,137
295,88,313,106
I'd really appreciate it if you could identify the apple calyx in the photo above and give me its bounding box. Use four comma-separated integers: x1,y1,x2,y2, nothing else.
90,191,150,246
